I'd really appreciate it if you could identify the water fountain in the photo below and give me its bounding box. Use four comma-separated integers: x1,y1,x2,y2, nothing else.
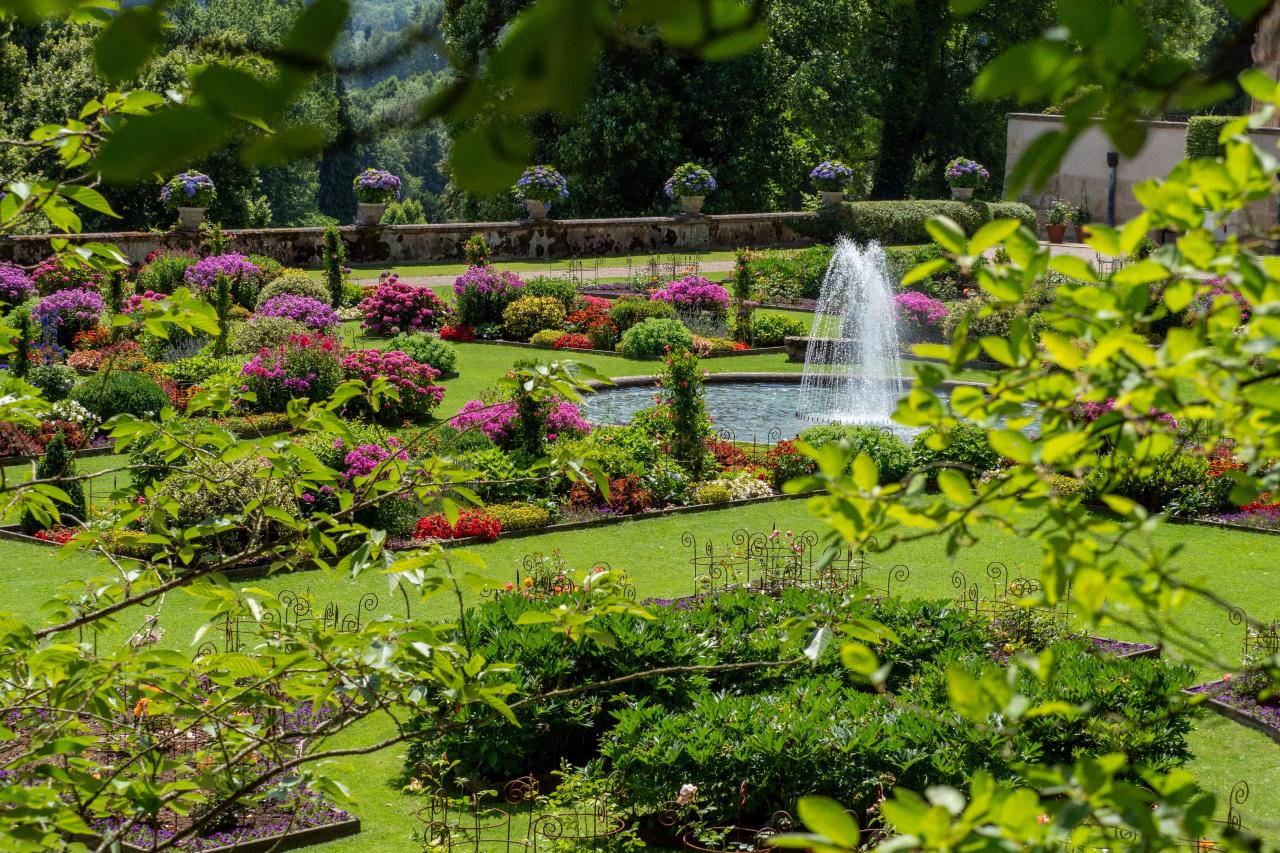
796,238,904,426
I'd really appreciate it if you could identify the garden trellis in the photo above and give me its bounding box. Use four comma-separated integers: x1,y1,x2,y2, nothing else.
193,589,404,659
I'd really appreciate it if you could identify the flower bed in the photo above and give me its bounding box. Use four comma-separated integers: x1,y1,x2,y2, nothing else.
1185,679,1280,745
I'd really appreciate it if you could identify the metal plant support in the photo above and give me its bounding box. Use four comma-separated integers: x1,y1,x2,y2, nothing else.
482,550,635,601
193,589,401,659
950,561,1072,630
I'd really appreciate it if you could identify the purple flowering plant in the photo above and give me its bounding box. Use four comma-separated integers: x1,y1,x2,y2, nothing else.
239,334,343,412
32,287,103,331
258,294,341,331
0,262,34,306
160,172,216,209
944,157,990,189
453,266,525,325
1192,276,1251,324
810,160,854,191
359,276,450,336
652,276,731,316
664,163,716,199
184,253,262,292
513,165,569,203
353,167,402,203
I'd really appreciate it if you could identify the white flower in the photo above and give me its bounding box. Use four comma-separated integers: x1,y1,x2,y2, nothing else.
677,783,697,805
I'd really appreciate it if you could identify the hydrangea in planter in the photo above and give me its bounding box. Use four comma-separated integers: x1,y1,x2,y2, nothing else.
894,291,948,342
513,165,569,220
161,172,216,230
944,157,989,200
664,163,717,214
0,262,34,308
257,294,341,331
353,168,402,225
359,276,450,335
810,160,853,205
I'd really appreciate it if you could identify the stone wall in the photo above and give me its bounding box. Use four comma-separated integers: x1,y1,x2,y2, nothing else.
0,212,816,267
1005,113,1280,233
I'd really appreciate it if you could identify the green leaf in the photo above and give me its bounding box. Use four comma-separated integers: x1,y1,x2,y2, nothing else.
901,257,949,286
967,218,1019,255
925,216,967,254
1048,254,1097,282
936,469,972,505
94,7,164,83
852,453,878,491
796,797,861,847
60,185,118,218
96,106,233,182
449,121,531,194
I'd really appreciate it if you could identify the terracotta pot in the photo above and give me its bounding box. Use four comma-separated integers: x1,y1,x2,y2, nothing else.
1045,223,1068,243
176,207,205,231
679,195,705,215
525,199,550,220
950,186,975,201
356,203,386,226
1072,224,1091,242
820,190,845,206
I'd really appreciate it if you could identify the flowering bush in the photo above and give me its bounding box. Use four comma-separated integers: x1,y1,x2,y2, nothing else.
463,234,491,267
413,509,502,542
895,291,949,339
1076,398,1179,431
70,326,110,351
0,263,34,306
31,258,102,295
513,165,569,203
359,276,449,335
552,333,593,350
239,334,343,412
944,157,990,189
353,168,401,203
567,474,653,514
342,437,409,480
121,290,167,315
1191,277,1251,324
440,323,477,342
67,340,149,372
136,250,197,294
32,288,103,343
651,276,730,316
449,398,591,446
184,254,262,293
257,294,341,331
810,160,853,192
341,348,445,421
692,336,749,355
161,172,216,209
566,303,618,349
256,273,331,309
664,163,716,199
500,295,566,341
453,266,525,325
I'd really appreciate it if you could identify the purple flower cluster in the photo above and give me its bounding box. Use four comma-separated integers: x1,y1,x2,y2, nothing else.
359,276,449,336
353,167,402,202
1077,398,1179,430
32,287,103,328
1195,277,1251,323
449,398,591,443
895,291,949,327
344,437,409,480
651,276,731,314
1205,508,1280,530
0,262,33,305
184,253,262,291
122,290,167,314
664,163,716,199
945,157,990,189
160,171,216,209
514,165,569,202
257,294,341,330
810,160,853,191
453,266,525,297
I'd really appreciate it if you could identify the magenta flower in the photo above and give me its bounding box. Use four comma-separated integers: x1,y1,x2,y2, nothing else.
257,294,341,330
895,291,949,327
0,263,34,305
651,276,730,314
184,254,262,291
359,276,450,335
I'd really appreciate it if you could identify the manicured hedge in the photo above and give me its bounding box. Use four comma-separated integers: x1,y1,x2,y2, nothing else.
796,199,1037,245
1185,115,1235,160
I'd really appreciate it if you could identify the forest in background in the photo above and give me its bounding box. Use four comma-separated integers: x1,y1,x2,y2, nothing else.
0,0,1250,232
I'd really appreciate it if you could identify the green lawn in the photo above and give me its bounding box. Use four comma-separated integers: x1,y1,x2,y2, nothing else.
2,501,1280,848
311,249,743,281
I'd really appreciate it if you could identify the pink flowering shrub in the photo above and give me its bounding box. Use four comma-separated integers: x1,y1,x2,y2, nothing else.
651,276,730,316
343,437,409,480
360,275,450,335
1077,398,1179,430
449,398,591,446
895,291,948,340
1191,277,1251,324
121,290,167,314
341,348,446,422
0,263,34,307
239,334,342,412
453,266,525,325
31,258,102,295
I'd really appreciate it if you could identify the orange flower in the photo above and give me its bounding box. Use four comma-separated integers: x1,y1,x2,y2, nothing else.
133,698,151,717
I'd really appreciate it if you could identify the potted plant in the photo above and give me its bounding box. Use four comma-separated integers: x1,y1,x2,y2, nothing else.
810,160,853,206
664,163,717,215
513,165,568,220
1045,198,1071,243
162,172,216,231
944,157,989,201
1071,195,1092,242
353,168,401,225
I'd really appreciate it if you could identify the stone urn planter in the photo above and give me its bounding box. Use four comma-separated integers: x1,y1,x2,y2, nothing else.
356,203,387,226
176,207,205,231
820,190,845,206
680,195,705,215
525,199,550,220
1045,223,1068,243
950,186,974,201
